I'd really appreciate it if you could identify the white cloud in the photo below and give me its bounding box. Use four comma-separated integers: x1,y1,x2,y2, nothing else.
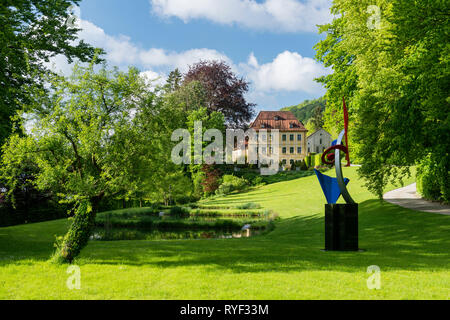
47,19,231,78
244,51,330,94
151,0,332,32
139,48,232,72
140,70,167,88
46,19,328,111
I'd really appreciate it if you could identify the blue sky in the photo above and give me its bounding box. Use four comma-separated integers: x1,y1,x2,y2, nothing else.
54,0,334,115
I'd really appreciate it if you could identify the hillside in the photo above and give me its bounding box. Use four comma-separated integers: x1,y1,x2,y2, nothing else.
281,97,326,124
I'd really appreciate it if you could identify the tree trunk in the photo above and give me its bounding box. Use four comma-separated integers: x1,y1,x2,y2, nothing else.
57,196,103,263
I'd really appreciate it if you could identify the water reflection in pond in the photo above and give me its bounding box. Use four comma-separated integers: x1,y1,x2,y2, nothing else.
90,227,263,241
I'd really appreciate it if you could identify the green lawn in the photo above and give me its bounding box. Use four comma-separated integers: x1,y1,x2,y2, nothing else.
0,167,449,299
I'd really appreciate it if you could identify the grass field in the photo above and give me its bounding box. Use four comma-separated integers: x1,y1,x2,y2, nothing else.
0,167,449,299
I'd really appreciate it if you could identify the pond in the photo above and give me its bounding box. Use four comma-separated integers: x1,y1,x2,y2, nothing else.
90,210,272,241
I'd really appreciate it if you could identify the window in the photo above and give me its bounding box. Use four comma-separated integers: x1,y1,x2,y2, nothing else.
282,147,287,154
290,134,294,141
316,146,319,153
308,147,310,153
262,134,266,141
262,147,266,154
261,123,266,128
297,134,302,141
290,159,294,165
282,159,287,165
290,147,294,154
289,123,294,128
282,134,286,141
298,147,302,154
320,138,322,144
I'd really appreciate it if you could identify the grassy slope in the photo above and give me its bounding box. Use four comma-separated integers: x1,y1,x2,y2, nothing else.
0,167,449,299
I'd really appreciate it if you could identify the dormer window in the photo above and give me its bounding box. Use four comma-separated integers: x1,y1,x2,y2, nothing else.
289,123,294,128
261,123,266,128
274,116,281,121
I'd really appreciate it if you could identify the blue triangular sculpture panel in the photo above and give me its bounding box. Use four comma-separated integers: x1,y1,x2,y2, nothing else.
314,169,350,204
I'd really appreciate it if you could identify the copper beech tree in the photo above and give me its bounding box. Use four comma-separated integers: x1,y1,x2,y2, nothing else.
184,60,255,128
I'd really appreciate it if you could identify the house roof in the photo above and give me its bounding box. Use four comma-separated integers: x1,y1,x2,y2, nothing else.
250,111,307,132
307,128,331,139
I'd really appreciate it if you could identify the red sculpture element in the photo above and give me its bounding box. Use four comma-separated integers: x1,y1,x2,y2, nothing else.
343,97,351,167
320,97,351,166
321,144,349,165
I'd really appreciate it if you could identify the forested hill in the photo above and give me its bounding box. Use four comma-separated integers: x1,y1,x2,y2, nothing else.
280,97,326,123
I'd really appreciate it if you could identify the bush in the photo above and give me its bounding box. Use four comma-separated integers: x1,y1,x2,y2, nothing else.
314,154,323,167
215,175,249,195
253,176,264,185
300,160,308,170
170,206,190,217
236,202,261,209
305,155,312,168
416,154,449,203
215,183,232,196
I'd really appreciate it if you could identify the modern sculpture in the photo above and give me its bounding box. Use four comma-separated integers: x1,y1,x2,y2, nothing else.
315,98,359,251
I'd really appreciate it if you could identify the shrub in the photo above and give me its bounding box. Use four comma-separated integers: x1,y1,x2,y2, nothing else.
170,206,190,217
222,175,248,190
215,183,232,196
253,176,264,185
416,154,449,203
305,156,312,168
216,175,249,195
236,202,261,209
314,154,323,167
299,160,308,170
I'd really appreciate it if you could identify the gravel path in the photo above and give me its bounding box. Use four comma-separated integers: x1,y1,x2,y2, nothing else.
383,183,450,215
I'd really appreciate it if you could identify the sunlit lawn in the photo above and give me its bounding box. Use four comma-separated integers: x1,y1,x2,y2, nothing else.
0,167,449,299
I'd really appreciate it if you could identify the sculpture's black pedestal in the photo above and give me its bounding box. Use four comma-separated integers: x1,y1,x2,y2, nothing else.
325,204,359,251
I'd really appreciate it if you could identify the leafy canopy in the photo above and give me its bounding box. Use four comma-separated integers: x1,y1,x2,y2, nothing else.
0,0,102,149
315,0,449,198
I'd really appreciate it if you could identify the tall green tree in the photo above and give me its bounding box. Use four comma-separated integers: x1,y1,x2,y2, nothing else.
0,0,102,149
312,106,324,130
164,68,182,93
315,0,449,200
1,64,174,262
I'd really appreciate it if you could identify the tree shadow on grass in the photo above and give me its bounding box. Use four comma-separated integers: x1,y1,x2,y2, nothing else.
80,199,449,273
1,199,448,273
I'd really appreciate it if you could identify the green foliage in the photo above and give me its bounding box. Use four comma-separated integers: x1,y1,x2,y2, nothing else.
0,64,182,262
281,97,326,124
314,154,323,167
216,175,249,195
305,155,312,168
55,200,94,263
163,68,182,93
4,168,449,299
235,202,261,210
192,171,206,199
169,206,190,217
416,154,449,203
0,0,101,149
314,0,449,198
